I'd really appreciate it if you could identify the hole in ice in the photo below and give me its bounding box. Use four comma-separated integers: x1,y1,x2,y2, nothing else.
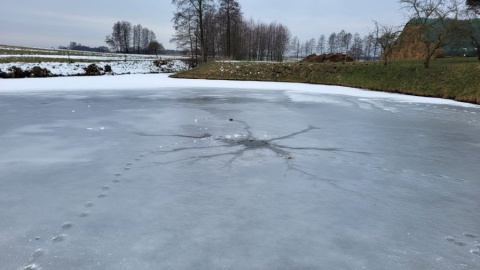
234,138,269,148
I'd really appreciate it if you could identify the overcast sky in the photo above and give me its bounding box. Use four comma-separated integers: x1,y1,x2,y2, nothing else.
0,0,407,50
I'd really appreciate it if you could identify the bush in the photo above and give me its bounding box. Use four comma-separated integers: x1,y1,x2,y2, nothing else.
28,66,52,77
153,60,169,67
104,65,112,73
7,66,28,78
83,64,101,76
0,68,7,79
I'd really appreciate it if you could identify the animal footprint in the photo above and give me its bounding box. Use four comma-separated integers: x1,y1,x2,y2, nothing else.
101,186,109,191
23,264,40,270
51,234,66,243
464,233,478,238
471,249,480,256
445,236,465,246
79,211,89,217
126,162,133,166
112,179,120,183
84,202,94,208
61,222,73,230
114,173,122,177
98,194,107,198
30,249,45,260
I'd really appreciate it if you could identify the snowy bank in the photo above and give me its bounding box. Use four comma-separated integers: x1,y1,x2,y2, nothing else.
0,60,189,77
1,73,479,108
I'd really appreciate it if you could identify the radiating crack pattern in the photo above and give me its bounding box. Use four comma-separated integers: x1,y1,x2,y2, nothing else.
132,119,377,200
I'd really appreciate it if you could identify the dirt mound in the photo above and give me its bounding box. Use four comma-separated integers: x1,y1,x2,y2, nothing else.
301,53,354,63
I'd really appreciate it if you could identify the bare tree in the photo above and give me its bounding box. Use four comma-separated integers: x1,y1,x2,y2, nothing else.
172,0,214,63
148,41,164,57
363,34,375,60
218,0,242,58
336,30,346,52
133,24,143,53
399,0,462,68
105,21,132,53
373,21,401,65
343,32,353,52
467,0,480,13
105,22,122,52
317,35,326,54
460,3,480,59
349,33,364,60
171,5,198,61
328,32,337,53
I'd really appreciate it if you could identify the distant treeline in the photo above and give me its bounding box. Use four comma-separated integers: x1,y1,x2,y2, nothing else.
58,42,109,53
171,0,291,63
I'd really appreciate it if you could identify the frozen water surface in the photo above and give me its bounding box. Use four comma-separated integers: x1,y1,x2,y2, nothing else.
1,75,480,270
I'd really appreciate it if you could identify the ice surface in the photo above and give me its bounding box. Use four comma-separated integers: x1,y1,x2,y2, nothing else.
0,75,479,269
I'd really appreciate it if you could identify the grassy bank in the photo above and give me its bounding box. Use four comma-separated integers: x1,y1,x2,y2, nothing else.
172,58,480,104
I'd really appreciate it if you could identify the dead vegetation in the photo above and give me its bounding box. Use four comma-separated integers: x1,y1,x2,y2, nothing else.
301,53,355,63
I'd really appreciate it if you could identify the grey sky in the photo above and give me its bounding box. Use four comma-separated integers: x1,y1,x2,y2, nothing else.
0,0,406,50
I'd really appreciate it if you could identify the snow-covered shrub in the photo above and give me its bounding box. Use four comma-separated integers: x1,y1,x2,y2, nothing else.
28,66,52,77
153,60,169,67
7,66,28,78
83,64,101,76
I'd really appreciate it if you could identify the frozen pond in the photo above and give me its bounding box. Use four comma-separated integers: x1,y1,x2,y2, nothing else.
1,75,480,269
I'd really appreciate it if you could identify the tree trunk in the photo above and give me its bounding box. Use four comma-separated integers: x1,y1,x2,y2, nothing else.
477,46,480,61
423,43,431,69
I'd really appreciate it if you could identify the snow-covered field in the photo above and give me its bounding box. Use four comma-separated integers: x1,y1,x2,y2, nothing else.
0,45,190,76
1,75,480,270
0,45,182,61
0,60,190,76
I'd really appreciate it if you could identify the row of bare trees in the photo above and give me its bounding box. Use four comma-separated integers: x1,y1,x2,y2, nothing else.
171,0,291,63
291,31,382,61
105,21,164,55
